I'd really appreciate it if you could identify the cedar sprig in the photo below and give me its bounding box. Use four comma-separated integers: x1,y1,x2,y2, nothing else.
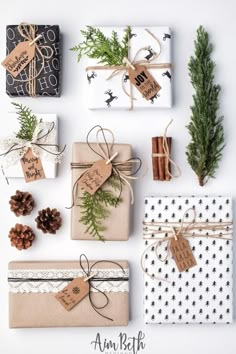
70,26,131,65
79,175,122,241
186,26,225,186
12,102,38,141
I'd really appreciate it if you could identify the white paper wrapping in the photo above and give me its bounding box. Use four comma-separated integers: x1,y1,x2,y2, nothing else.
0,113,58,179
143,196,233,324
86,27,172,109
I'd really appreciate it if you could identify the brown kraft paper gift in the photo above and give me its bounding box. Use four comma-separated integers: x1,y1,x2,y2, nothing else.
71,142,132,241
8,260,129,328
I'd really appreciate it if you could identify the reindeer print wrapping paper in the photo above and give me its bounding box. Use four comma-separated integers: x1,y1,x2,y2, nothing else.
143,196,233,324
86,27,172,109
0,113,58,179
5,25,61,97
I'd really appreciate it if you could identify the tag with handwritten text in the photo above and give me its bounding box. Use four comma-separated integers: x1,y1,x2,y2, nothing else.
128,65,161,101
55,277,89,311
20,148,45,183
170,235,197,272
78,160,112,195
2,41,35,78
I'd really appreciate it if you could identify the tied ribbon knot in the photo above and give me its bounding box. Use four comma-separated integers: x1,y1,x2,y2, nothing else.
16,23,54,97
86,28,171,110
141,208,233,281
69,125,144,208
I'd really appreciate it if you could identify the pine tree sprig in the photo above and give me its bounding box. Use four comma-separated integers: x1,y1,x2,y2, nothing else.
79,175,122,241
186,26,225,186
70,25,131,65
12,102,38,141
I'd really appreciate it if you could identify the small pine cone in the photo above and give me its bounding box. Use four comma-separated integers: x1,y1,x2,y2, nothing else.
9,190,35,217
35,208,62,234
9,224,35,250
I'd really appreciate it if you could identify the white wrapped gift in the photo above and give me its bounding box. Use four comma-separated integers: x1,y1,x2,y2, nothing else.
0,113,59,179
142,196,233,324
86,27,172,109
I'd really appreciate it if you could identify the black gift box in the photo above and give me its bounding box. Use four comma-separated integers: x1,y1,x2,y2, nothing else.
6,25,61,97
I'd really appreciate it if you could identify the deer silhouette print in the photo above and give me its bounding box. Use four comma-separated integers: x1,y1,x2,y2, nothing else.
104,90,118,107
162,70,171,81
144,46,157,61
123,74,129,82
150,93,160,104
87,71,97,84
163,33,171,41
129,31,137,39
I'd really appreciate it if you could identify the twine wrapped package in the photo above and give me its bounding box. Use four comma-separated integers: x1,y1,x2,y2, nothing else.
5,24,61,97
142,196,233,324
0,113,60,179
85,27,172,109
71,141,132,241
8,257,129,328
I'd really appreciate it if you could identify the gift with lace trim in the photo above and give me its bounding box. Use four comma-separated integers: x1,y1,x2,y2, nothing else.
70,126,142,241
0,103,65,181
142,196,233,324
8,257,129,328
3,24,61,97
70,26,172,109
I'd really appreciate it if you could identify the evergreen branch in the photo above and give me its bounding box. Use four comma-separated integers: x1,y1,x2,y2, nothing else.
186,26,225,186
70,26,131,65
79,175,122,241
12,102,38,141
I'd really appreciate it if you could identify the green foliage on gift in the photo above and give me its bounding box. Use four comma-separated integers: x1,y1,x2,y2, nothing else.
79,175,122,241
186,26,225,186
70,25,131,65
13,102,38,141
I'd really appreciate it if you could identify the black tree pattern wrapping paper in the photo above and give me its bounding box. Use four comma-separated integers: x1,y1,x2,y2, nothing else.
143,196,233,324
5,25,61,97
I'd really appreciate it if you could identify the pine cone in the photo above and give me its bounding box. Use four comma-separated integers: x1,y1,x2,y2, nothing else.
9,224,35,250
9,190,35,216
35,208,62,234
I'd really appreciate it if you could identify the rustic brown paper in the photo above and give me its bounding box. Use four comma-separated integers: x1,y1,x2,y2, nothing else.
2,41,35,78
8,260,129,328
128,65,161,100
71,143,132,241
20,148,45,183
170,235,197,272
55,277,89,311
78,160,112,195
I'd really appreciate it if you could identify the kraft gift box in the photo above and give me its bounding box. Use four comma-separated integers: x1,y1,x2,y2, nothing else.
5,25,61,97
85,26,172,109
8,260,129,328
143,196,233,324
71,142,132,241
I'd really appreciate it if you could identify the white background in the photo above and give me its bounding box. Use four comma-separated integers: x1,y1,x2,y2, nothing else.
0,0,235,353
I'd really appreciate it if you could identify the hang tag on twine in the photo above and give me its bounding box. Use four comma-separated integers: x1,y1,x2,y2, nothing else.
55,277,89,311
2,41,35,78
78,159,112,195
170,235,197,272
20,148,45,183
128,65,161,101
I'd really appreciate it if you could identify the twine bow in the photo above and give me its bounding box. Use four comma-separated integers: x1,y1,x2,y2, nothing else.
0,120,66,171
69,125,144,208
15,23,54,97
141,208,233,281
86,28,171,109
152,120,181,179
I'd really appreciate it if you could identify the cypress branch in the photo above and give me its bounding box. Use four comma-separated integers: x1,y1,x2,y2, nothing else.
186,26,225,186
12,102,38,141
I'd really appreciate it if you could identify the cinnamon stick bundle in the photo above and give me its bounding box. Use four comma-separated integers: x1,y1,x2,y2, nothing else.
152,136,172,181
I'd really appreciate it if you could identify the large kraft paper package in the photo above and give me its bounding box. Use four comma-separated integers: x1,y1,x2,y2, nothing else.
71,142,132,241
8,260,129,328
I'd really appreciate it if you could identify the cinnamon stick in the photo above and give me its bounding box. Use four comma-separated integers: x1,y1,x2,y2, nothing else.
152,137,159,180
165,137,172,181
157,137,165,181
